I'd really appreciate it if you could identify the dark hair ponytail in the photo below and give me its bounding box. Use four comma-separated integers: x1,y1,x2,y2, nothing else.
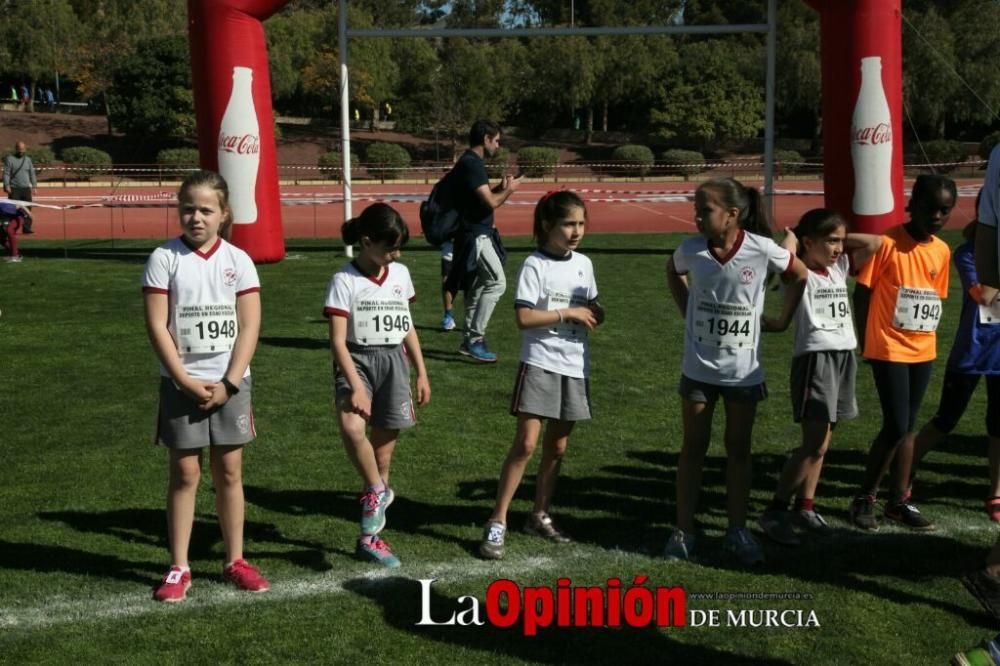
341,203,410,247
699,177,772,238
533,190,586,247
792,208,847,257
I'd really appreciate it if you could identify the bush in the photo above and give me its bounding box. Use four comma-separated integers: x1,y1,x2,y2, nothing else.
979,131,1000,160
659,149,706,178
517,146,560,177
319,151,360,180
612,144,655,176
485,147,510,179
60,146,113,176
156,148,200,169
365,142,410,180
774,149,804,175
26,146,55,166
920,140,966,172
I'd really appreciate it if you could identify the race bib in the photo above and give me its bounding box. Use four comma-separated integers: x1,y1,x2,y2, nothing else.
893,287,942,332
693,300,755,348
811,286,851,331
176,303,237,353
979,299,1000,325
351,298,411,345
544,288,587,337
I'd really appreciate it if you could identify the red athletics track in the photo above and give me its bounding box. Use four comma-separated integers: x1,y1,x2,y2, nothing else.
23,179,981,242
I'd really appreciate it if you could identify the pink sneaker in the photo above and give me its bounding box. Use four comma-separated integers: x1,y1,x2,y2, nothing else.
153,566,191,603
223,559,269,592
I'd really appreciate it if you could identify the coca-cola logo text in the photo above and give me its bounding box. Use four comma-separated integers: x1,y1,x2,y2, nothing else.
218,132,260,155
852,123,891,145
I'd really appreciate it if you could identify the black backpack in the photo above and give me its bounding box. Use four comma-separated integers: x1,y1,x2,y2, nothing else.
419,175,461,247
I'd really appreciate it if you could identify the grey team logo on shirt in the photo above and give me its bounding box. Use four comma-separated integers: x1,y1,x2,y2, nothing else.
739,266,756,284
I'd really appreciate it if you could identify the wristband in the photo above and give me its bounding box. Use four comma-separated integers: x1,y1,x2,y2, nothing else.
221,377,240,396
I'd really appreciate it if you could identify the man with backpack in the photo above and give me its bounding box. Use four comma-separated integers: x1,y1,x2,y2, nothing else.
3,141,36,234
440,120,522,362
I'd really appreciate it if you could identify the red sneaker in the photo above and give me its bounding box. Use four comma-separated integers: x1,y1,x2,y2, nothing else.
223,559,269,593
153,566,191,603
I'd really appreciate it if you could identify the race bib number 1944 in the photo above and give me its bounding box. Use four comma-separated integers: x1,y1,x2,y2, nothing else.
693,300,754,348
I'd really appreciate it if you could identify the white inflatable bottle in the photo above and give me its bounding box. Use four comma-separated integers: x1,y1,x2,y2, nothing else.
851,56,894,216
217,66,260,225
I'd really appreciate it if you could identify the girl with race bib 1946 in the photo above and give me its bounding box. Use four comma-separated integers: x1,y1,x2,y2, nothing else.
324,203,431,568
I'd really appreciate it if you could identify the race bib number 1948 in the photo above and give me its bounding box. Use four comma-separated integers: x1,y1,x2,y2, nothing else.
176,303,237,353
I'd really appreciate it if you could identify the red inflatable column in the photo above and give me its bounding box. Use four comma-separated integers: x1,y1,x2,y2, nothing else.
188,0,289,263
807,0,903,234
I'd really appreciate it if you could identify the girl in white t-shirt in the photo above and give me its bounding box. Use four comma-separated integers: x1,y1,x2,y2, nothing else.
664,177,808,565
143,170,268,602
758,209,881,546
324,203,430,568
479,191,604,560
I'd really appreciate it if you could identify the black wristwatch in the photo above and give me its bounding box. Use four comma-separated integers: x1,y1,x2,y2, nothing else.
221,377,240,396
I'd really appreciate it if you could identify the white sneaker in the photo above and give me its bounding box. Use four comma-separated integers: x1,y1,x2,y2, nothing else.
758,510,800,546
480,521,506,560
723,527,765,565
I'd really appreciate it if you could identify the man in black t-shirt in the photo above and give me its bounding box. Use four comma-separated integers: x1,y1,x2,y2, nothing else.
446,120,522,362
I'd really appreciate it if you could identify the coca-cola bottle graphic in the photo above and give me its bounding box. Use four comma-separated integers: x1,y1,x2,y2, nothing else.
217,66,260,224
851,56,894,216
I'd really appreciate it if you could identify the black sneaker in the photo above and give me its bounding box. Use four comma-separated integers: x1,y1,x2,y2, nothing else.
849,495,880,531
884,501,935,531
962,569,1000,621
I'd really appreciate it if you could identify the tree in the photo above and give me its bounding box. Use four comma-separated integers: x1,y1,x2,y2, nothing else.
776,2,821,148
947,0,1000,134
650,39,763,150
902,6,959,139
107,35,194,140
2,0,80,111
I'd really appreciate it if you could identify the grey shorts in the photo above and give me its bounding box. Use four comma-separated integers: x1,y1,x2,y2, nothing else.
156,376,255,449
509,362,592,421
678,374,768,404
790,350,858,423
334,344,415,429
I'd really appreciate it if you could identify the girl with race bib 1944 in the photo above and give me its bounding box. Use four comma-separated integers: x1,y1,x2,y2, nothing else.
664,177,808,566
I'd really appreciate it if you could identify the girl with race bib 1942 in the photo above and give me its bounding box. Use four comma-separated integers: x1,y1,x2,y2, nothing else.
324,203,431,569
664,177,808,566
849,174,956,533
143,170,269,602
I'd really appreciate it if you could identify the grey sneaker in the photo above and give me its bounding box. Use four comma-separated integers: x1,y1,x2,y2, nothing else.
480,521,506,560
663,528,696,561
850,495,880,532
793,509,831,535
723,527,765,565
523,513,571,544
758,510,800,546
884,501,935,531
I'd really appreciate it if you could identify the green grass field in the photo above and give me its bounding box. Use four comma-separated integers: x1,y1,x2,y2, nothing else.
1,232,996,664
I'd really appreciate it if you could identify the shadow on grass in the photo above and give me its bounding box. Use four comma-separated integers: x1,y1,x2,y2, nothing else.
341,575,788,664
37,508,331,574
21,245,153,263
244,485,486,555
0,540,161,585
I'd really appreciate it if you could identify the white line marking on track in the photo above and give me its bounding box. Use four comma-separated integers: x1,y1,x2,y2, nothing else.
668,215,695,226
625,202,665,216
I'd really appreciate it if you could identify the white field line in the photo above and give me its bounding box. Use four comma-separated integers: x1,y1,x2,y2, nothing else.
625,202,666,216
0,552,600,633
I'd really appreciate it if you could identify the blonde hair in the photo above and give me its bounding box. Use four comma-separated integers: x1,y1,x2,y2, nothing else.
178,170,233,238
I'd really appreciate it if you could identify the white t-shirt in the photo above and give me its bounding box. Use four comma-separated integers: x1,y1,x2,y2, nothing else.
672,230,793,386
142,237,260,381
323,261,416,346
514,250,599,379
792,253,857,357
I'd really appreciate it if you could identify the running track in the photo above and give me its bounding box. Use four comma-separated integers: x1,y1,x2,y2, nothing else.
22,179,982,241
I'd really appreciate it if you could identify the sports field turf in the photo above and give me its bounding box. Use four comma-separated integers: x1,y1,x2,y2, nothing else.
0,232,996,664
